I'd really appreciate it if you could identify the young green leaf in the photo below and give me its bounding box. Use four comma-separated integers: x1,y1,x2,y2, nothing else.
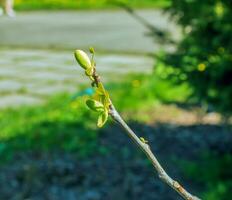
96,83,106,95
97,111,108,127
95,83,111,107
86,99,105,113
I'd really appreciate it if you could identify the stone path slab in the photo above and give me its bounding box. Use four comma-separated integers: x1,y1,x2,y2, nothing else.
0,94,43,108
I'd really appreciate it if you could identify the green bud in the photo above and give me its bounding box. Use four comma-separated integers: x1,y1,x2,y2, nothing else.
74,50,92,70
140,137,148,144
89,47,95,54
86,99,105,113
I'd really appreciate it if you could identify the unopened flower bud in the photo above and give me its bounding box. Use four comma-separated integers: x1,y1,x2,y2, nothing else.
74,50,92,70
89,47,95,54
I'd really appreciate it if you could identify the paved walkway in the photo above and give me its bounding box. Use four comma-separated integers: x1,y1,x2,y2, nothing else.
0,48,153,108
0,10,179,108
0,10,179,54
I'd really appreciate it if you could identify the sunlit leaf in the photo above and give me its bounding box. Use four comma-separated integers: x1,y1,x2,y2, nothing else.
86,99,104,113
97,111,108,127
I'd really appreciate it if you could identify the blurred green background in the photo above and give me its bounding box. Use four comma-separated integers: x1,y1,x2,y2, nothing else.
0,0,231,200
14,0,171,10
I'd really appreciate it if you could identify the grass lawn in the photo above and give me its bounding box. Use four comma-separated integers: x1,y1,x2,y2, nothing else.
0,73,189,161
15,0,171,10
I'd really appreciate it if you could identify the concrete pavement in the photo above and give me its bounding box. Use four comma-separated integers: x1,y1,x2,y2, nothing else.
0,10,179,54
0,10,179,108
0,48,153,108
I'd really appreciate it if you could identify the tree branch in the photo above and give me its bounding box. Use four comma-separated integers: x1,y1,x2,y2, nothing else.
74,49,201,200
109,104,201,200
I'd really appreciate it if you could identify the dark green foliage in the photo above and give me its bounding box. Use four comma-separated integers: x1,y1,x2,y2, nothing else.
161,0,232,114
0,94,99,162
181,153,232,200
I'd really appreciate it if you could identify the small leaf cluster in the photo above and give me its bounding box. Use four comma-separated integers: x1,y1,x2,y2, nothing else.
74,48,111,127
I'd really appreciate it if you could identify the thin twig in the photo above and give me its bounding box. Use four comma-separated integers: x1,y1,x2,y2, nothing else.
92,63,201,200
109,104,201,200
75,49,201,200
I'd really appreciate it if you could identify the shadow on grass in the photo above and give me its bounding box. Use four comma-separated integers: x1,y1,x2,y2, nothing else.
0,119,231,200
0,120,99,163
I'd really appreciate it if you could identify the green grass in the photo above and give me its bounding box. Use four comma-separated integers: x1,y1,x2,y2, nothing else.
180,153,232,200
0,94,99,162
110,73,190,111
15,0,171,11
0,74,189,162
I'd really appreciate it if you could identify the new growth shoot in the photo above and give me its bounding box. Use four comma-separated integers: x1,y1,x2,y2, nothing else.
74,48,201,200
